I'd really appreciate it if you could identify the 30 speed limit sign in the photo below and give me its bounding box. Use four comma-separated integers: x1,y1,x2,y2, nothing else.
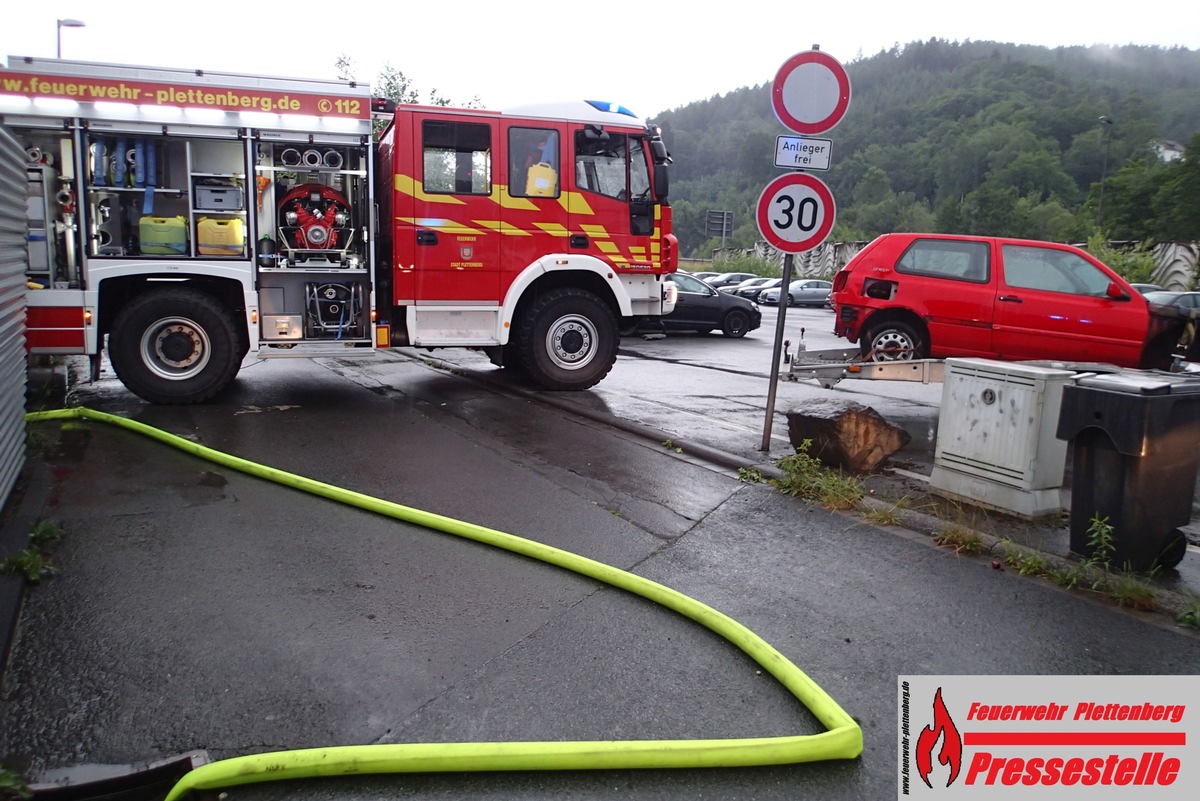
755,172,836,253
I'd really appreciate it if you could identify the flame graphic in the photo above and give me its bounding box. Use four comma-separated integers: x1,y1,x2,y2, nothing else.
916,687,962,788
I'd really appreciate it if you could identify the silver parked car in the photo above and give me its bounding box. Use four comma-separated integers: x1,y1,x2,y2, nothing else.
759,278,833,307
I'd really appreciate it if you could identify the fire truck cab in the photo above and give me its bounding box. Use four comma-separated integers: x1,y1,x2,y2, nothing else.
2,56,676,403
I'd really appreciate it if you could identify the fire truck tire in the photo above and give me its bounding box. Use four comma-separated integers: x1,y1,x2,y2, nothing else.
109,288,242,404
516,288,618,390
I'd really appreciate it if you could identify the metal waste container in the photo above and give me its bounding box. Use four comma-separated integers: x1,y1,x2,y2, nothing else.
1056,371,1200,571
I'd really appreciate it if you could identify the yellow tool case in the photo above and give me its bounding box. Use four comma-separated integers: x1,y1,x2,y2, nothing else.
197,217,245,256
139,216,188,255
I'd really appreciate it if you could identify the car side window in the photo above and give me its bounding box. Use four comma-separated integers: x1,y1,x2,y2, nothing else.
509,127,559,199
422,121,491,195
1002,245,1112,296
575,130,630,200
896,239,990,282
672,273,709,294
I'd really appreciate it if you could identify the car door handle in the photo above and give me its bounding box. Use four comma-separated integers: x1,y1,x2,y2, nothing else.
998,295,1022,303
569,234,589,249
417,230,438,246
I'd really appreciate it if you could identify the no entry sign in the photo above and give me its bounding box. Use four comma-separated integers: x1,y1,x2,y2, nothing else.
771,50,851,135
755,172,836,253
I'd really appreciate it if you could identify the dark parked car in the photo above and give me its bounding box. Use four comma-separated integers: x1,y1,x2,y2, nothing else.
759,279,833,306
1142,290,1200,311
723,277,774,296
621,272,762,338
732,277,783,301
1130,283,1165,294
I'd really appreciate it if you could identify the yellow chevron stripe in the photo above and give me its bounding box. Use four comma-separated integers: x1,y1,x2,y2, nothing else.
562,191,595,216
396,217,486,235
501,192,541,211
580,224,611,239
394,174,466,205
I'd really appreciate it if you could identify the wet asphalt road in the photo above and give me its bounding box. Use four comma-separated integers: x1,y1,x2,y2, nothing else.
2,334,1198,800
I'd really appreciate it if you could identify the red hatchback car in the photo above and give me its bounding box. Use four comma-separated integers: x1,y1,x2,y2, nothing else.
831,233,1185,369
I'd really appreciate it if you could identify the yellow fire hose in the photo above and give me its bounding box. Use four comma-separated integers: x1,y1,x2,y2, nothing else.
25,407,863,799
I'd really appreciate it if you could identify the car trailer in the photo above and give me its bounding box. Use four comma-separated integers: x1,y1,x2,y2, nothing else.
779,330,946,388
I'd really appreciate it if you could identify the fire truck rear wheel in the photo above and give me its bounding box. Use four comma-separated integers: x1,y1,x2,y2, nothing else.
517,288,618,391
109,288,242,404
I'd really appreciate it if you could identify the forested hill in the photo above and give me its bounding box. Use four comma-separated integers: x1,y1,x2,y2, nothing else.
656,39,1200,257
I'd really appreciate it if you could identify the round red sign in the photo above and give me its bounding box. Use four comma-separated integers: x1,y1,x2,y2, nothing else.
755,172,837,253
771,50,852,135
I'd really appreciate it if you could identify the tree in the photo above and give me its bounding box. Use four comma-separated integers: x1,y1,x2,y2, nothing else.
629,42,1200,253
1086,156,1167,240
1151,132,1200,240
960,183,1023,237
335,55,467,108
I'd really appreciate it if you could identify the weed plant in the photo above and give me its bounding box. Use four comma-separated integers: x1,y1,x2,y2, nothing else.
772,440,863,511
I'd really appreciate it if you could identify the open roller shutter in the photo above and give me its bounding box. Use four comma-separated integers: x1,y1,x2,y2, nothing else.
0,124,29,509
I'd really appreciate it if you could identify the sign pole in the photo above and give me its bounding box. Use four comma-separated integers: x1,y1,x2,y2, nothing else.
757,47,850,453
760,253,795,451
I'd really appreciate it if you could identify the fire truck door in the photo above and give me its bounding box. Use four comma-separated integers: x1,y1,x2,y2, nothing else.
569,130,656,270
411,117,499,303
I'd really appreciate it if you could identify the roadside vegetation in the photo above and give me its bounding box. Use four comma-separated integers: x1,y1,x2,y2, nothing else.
0,766,31,800
769,448,1195,627
995,515,1160,612
772,440,863,511
1,519,62,584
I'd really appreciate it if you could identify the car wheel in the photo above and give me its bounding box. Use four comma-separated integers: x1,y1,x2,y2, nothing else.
863,321,927,361
786,295,795,306
721,310,750,338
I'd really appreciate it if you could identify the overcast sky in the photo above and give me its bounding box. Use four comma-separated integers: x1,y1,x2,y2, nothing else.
4,1,1198,119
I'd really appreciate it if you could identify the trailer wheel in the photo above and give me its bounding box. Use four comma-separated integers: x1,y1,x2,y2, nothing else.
109,287,242,404
516,288,618,390
863,321,927,362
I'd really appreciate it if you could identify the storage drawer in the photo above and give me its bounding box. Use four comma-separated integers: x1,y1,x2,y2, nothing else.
196,185,244,210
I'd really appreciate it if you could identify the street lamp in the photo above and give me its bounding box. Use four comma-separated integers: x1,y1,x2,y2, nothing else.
56,18,85,59
1096,115,1114,229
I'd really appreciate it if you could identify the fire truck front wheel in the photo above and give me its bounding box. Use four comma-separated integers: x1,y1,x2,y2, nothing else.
516,288,618,391
109,288,242,404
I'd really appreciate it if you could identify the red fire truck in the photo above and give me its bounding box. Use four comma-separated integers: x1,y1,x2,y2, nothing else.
2,56,677,403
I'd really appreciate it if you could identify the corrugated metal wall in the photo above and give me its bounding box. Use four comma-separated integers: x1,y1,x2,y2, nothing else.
0,125,28,510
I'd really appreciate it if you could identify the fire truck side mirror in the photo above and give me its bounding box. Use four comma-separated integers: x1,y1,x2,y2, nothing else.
654,164,669,202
